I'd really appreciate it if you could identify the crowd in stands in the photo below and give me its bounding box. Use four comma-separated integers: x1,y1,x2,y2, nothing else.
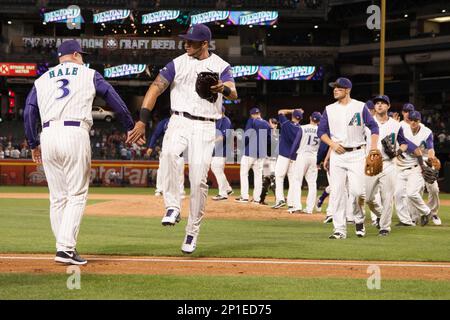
0,135,29,160
421,106,450,152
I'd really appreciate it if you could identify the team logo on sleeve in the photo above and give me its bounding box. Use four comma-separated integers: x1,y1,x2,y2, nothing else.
348,112,362,126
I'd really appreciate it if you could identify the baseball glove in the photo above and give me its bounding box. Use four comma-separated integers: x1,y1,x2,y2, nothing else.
427,158,441,171
365,149,383,176
381,135,396,159
422,165,439,184
195,72,219,103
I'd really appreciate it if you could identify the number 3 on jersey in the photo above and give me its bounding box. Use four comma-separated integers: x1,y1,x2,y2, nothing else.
56,79,70,100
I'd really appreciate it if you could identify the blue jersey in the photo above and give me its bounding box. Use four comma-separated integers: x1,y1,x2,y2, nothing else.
213,115,233,157
147,118,170,149
278,114,300,158
244,117,271,158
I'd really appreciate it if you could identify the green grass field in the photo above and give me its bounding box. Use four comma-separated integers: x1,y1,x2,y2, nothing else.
0,186,449,299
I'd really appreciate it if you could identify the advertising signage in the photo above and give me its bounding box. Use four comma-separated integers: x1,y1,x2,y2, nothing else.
142,10,180,24
190,11,278,25
93,10,131,23
231,66,323,80
43,7,84,24
104,64,147,78
0,63,37,77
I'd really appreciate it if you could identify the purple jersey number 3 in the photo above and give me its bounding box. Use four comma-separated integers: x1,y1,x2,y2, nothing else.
56,79,70,100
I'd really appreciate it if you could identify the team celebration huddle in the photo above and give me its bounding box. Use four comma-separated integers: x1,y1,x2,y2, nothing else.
24,24,442,266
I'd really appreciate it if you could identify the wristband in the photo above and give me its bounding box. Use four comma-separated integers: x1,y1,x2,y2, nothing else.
222,85,231,96
140,108,151,123
417,155,424,167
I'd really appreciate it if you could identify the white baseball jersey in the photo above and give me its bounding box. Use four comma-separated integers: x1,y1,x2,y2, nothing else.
296,124,320,156
34,62,96,127
320,99,376,148
160,53,232,120
374,118,402,161
398,124,433,168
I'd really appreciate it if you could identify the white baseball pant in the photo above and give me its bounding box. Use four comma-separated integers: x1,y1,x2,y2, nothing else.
366,161,396,231
395,166,431,224
274,155,295,205
329,149,366,236
425,181,439,216
40,122,91,252
211,156,232,197
156,155,185,195
292,155,318,212
240,155,264,202
160,114,216,237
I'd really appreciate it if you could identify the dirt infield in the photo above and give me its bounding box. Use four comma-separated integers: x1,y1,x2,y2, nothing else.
0,193,326,221
0,254,449,280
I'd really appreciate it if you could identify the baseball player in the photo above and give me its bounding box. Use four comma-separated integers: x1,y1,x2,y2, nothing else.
210,106,233,200
260,118,279,205
146,117,185,198
365,95,411,236
235,107,271,203
289,112,322,213
24,40,135,265
271,109,302,209
425,172,442,225
317,77,379,239
127,24,237,254
395,111,434,226
399,103,415,130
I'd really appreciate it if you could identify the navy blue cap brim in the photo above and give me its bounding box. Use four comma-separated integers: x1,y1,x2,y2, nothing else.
373,98,389,104
179,34,208,42
328,82,350,89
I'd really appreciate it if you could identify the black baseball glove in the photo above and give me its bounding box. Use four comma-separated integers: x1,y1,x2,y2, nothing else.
381,135,396,159
195,72,219,103
421,165,439,184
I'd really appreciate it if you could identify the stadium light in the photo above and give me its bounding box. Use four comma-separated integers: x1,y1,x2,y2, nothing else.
442,9,446,13
273,25,277,28
428,16,450,23
404,13,408,18
7,21,12,24
314,25,318,29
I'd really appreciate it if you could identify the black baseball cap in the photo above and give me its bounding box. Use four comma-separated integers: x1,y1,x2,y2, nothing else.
57,40,89,57
373,95,390,105
179,24,212,42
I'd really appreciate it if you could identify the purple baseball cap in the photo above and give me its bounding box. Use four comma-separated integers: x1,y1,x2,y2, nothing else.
311,111,322,122
402,103,415,112
293,109,303,120
179,24,212,42
57,40,89,58
373,95,390,105
409,111,421,121
329,77,352,89
249,107,260,115
364,100,374,110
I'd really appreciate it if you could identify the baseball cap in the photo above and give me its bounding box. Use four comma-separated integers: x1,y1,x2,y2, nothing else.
179,24,212,42
328,77,352,89
409,111,422,121
402,103,415,112
249,107,260,115
269,118,279,125
57,40,89,57
364,100,374,110
311,112,322,122
373,95,390,105
293,109,303,120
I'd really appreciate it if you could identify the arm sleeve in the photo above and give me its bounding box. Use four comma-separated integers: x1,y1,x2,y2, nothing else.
220,65,234,83
278,114,289,126
159,61,175,84
23,86,40,149
425,133,434,149
289,128,303,160
362,106,379,135
94,71,134,131
147,119,166,148
317,141,329,164
317,109,330,139
398,128,419,153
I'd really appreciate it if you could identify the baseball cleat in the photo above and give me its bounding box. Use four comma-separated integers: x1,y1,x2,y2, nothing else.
154,190,163,197
378,230,389,237
288,208,302,214
323,216,333,224
271,200,286,209
55,250,87,265
347,220,355,225
371,219,378,226
212,195,228,201
161,208,181,226
355,223,366,237
432,215,442,226
304,210,313,215
259,200,269,205
235,197,249,203
420,213,431,226
181,234,197,254
316,198,324,210
227,189,234,196
329,232,346,239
